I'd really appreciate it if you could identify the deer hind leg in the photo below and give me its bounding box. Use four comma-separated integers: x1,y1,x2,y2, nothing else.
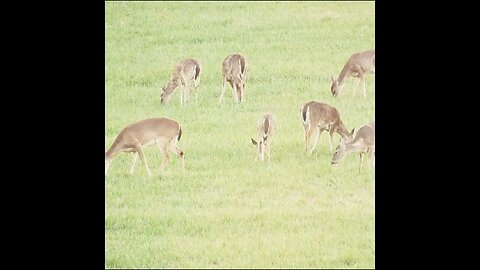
309,127,322,155
239,82,245,102
266,139,272,160
219,76,228,103
194,77,200,104
158,144,170,173
168,139,185,174
134,144,152,176
368,148,375,168
129,152,139,175
179,83,185,105
232,82,239,102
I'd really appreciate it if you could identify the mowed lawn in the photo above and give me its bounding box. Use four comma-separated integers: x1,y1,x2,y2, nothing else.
105,1,375,268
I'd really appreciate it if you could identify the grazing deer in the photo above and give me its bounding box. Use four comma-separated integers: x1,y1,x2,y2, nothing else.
105,118,185,176
331,121,375,172
301,101,354,155
160,58,201,105
251,113,277,161
331,49,375,98
219,53,247,103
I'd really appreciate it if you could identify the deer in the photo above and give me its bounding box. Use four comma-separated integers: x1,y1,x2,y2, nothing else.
300,101,354,155
219,53,247,103
160,58,201,105
251,113,277,161
330,49,375,98
331,121,375,172
105,117,185,176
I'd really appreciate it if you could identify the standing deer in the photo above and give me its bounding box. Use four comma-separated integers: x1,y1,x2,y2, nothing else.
330,49,375,98
160,58,201,105
219,53,247,103
105,118,185,176
251,113,277,161
331,121,375,172
301,101,354,155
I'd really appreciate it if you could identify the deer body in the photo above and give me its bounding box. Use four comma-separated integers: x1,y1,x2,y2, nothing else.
105,118,185,176
161,58,201,105
219,53,247,103
331,121,375,172
251,113,277,161
331,49,375,98
301,101,353,155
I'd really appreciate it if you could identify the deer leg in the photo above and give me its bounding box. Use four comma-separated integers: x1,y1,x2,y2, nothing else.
362,76,367,98
134,144,152,176
359,152,365,173
194,77,200,104
219,77,227,103
328,129,336,153
158,145,170,173
239,82,245,102
168,140,185,174
266,140,272,160
304,127,310,153
232,82,239,102
129,152,139,175
353,77,361,97
368,148,375,168
310,127,321,155
179,83,184,105
184,80,192,104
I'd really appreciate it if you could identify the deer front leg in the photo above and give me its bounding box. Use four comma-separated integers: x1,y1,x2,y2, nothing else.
362,76,367,98
353,77,361,97
359,152,365,173
328,128,335,153
129,152,139,175
134,144,152,176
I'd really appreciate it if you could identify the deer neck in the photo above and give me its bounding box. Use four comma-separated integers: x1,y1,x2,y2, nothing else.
337,66,351,87
105,139,123,160
345,140,367,153
165,80,179,94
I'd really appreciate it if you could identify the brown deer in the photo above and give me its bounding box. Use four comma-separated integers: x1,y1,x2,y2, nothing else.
331,49,375,98
331,121,375,172
251,113,277,161
219,53,247,103
301,101,353,155
160,58,201,105
105,118,185,176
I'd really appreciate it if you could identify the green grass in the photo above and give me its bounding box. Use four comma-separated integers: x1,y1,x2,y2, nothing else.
105,1,375,268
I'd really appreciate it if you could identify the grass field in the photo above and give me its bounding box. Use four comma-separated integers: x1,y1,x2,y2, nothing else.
105,1,375,268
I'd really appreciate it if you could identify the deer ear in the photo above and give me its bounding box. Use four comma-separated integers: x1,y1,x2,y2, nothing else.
351,127,355,134
251,138,257,146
